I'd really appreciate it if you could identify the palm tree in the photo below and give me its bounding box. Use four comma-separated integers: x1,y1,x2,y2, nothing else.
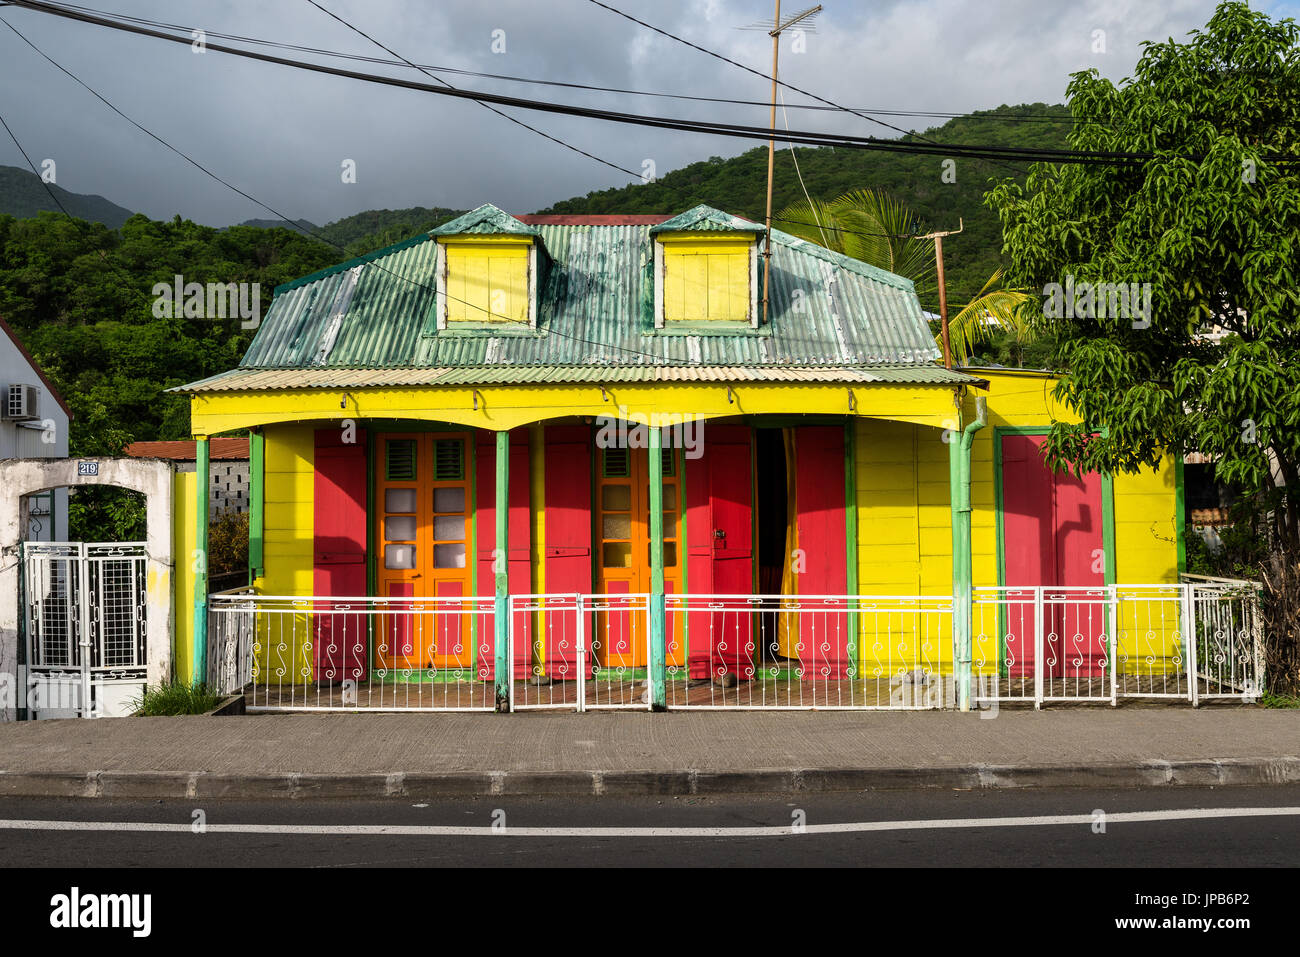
777,189,1037,365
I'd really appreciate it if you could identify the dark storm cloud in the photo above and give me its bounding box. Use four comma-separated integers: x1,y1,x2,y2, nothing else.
0,0,1228,226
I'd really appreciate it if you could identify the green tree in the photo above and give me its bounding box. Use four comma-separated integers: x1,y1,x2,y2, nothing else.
986,1,1300,690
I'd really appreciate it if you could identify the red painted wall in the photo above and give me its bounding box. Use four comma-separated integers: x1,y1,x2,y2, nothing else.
1001,433,1107,677
685,425,754,679
312,429,368,681
794,427,849,677
543,425,592,678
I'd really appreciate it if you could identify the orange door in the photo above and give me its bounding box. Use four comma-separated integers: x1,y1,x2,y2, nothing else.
595,444,682,668
376,433,474,672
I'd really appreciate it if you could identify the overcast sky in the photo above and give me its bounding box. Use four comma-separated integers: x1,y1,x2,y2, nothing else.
2,0,1298,227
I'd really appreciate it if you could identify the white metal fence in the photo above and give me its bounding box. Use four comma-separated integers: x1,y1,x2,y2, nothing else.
207,583,1263,712
21,541,148,718
971,582,1265,707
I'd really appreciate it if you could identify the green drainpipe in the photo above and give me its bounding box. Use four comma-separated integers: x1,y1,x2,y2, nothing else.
494,430,510,712
193,436,210,687
950,396,987,712
648,425,667,711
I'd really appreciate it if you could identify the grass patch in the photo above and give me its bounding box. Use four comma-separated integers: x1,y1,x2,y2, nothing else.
1260,691,1300,709
132,681,225,716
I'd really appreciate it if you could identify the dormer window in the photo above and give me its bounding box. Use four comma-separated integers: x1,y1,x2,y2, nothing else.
650,206,762,329
425,204,546,333
437,237,535,327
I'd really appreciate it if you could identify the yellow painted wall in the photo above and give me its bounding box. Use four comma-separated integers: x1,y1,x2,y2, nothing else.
172,470,196,684
256,423,316,684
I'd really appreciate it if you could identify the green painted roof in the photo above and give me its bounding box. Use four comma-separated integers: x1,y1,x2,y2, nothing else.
175,363,981,393
648,205,762,234
212,206,946,377
427,203,540,238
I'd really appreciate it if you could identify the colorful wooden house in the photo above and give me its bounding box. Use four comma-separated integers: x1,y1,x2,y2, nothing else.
176,204,1185,710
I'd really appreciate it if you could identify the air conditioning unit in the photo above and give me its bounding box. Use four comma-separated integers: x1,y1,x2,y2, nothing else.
4,384,39,420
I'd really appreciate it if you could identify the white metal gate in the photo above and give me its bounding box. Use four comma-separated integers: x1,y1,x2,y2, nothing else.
21,541,148,719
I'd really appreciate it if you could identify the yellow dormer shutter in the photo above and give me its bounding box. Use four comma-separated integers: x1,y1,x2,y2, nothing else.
444,240,530,323
662,237,752,322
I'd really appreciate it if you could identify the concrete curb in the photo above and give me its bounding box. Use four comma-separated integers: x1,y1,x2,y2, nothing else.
1,756,1298,799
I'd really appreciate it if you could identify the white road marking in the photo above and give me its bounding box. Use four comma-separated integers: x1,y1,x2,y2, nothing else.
0,806,1297,838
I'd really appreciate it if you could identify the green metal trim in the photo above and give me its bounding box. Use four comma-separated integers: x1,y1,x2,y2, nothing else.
648,426,667,711
493,431,510,710
248,430,265,583
193,436,210,687
271,232,435,295
1174,454,1187,575
993,429,1008,678
1101,472,1116,586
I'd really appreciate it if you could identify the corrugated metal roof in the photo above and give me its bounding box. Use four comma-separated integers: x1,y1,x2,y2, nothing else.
174,363,979,393
649,205,762,234
196,206,947,384
428,204,540,237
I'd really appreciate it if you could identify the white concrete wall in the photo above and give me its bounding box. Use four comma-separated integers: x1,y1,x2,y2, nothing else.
0,331,71,543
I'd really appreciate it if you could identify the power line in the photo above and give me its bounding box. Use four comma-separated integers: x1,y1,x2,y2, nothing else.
0,14,701,368
5,2,1195,168
582,0,1033,177
45,1,1082,126
300,0,638,179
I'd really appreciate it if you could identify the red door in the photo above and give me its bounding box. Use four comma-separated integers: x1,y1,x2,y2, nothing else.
313,429,368,682
1001,434,1107,678
685,426,754,680
543,425,592,679
793,427,850,678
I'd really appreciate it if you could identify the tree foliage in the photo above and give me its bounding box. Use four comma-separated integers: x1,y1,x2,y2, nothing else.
986,1,1300,688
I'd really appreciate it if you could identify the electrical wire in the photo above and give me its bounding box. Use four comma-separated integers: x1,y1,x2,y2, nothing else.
6,1,1211,168
40,0,1085,127
0,14,700,368
300,0,638,179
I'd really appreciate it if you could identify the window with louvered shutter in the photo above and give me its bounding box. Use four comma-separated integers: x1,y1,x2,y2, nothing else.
433,439,464,481
385,439,417,481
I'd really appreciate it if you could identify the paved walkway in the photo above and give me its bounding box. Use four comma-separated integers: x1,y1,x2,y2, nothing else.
0,708,1296,798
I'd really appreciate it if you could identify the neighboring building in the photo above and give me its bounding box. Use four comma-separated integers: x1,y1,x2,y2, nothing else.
174,205,1182,692
124,438,250,517
0,315,71,541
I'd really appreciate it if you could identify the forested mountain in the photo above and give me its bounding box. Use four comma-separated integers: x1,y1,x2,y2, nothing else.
0,164,134,229
537,104,1072,311
0,103,1066,462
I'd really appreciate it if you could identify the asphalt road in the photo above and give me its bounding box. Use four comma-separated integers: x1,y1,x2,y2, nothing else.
0,784,1297,868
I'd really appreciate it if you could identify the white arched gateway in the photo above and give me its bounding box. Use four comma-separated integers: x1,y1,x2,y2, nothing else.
0,457,173,721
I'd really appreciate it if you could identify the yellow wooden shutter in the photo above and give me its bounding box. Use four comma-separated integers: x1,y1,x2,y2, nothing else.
662,239,750,322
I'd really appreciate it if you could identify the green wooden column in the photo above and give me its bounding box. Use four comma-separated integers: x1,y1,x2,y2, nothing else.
248,430,264,585
648,425,667,710
193,435,210,687
494,430,510,711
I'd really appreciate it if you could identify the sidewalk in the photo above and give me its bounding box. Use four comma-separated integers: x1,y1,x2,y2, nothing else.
0,709,1297,799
